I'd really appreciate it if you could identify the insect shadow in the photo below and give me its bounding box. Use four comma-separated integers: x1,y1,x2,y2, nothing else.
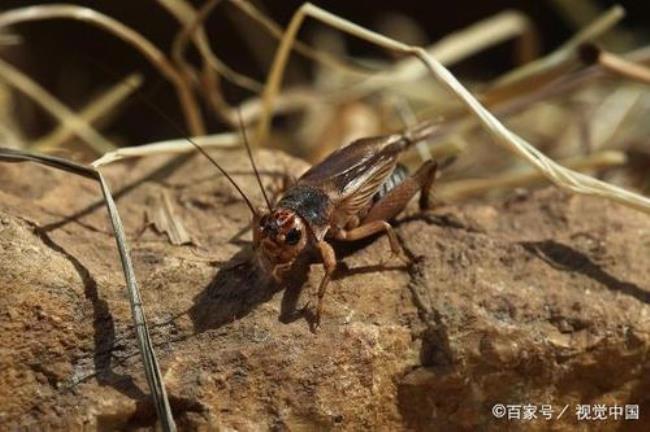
31,227,146,400
188,242,309,333
22,155,190,396
522,240,650,304
187,233,403,333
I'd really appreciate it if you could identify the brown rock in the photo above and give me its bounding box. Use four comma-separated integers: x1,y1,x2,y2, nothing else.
1,149,649,431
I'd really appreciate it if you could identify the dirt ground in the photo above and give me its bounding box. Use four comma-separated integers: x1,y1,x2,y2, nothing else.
1,148,649,431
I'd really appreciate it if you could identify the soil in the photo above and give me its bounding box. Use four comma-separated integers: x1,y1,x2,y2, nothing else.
1,148,649,431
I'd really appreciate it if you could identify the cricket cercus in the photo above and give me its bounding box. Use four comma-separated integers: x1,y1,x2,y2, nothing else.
194,120,440,329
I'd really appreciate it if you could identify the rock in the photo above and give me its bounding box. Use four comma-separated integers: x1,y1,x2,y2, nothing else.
0,149,649,431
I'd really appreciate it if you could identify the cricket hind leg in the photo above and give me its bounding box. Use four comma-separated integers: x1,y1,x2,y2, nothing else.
333,160,438,263
364,159,438,223
314,160,434,328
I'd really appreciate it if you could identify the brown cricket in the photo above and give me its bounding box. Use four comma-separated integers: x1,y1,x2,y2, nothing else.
192,118,440,328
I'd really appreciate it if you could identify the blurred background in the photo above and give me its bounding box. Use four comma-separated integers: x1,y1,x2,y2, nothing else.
0,0,649,199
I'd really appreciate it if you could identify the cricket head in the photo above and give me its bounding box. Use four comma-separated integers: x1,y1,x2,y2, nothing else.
253,207,308,272
187,110,307,277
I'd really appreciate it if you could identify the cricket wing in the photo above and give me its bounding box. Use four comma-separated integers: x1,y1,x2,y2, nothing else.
335,153,397,219
299,134,405,195
298,134,405,218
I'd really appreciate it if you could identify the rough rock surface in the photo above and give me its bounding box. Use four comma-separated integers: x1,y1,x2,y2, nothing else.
1,149,649,431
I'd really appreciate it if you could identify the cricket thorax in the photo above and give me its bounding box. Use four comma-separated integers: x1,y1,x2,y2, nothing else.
277,184,331,228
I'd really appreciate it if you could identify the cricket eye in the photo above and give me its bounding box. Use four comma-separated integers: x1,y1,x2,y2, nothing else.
285,228,301,245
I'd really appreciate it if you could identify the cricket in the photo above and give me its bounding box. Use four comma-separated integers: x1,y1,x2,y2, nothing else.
198,115,441,329
1,1,650,430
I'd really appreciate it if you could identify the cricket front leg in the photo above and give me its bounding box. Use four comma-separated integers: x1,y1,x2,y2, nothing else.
271,261,293,283
313,240,337,330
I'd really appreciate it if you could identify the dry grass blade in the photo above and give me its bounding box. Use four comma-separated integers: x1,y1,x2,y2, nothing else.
254,9,540,144
228,0,375,77
493,5,625,86
0,57,115,154
424,46,650,150
395,45,650,172
580,43,650,84
160,0,263,94
33,73,143,152
96,172,176,432
231,10,539,127
92,132,239,167
438,150,627,201
587,86,642,150
0,119,25,149
0,147,99,179
238,86,324,123
244,10,539,123
482,6,627,106
352,10,539,97
168,0,242,126
0,4,204,136
550,0,635,49
260,3,650,215
430,10,539,66
0,147,177,432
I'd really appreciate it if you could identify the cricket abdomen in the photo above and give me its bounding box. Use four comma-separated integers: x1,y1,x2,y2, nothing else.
373,163,408,204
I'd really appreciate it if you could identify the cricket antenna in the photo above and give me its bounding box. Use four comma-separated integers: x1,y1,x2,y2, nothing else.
237,110,272,212
83,58,260,217
186,134,259,217
139,96,259,217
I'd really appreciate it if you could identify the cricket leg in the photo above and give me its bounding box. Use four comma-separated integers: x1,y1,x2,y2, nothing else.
333,220,404,263
313,240,337,330
332,160,438,264
271,261,293,283
364,159,438,223
418,160,438,210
